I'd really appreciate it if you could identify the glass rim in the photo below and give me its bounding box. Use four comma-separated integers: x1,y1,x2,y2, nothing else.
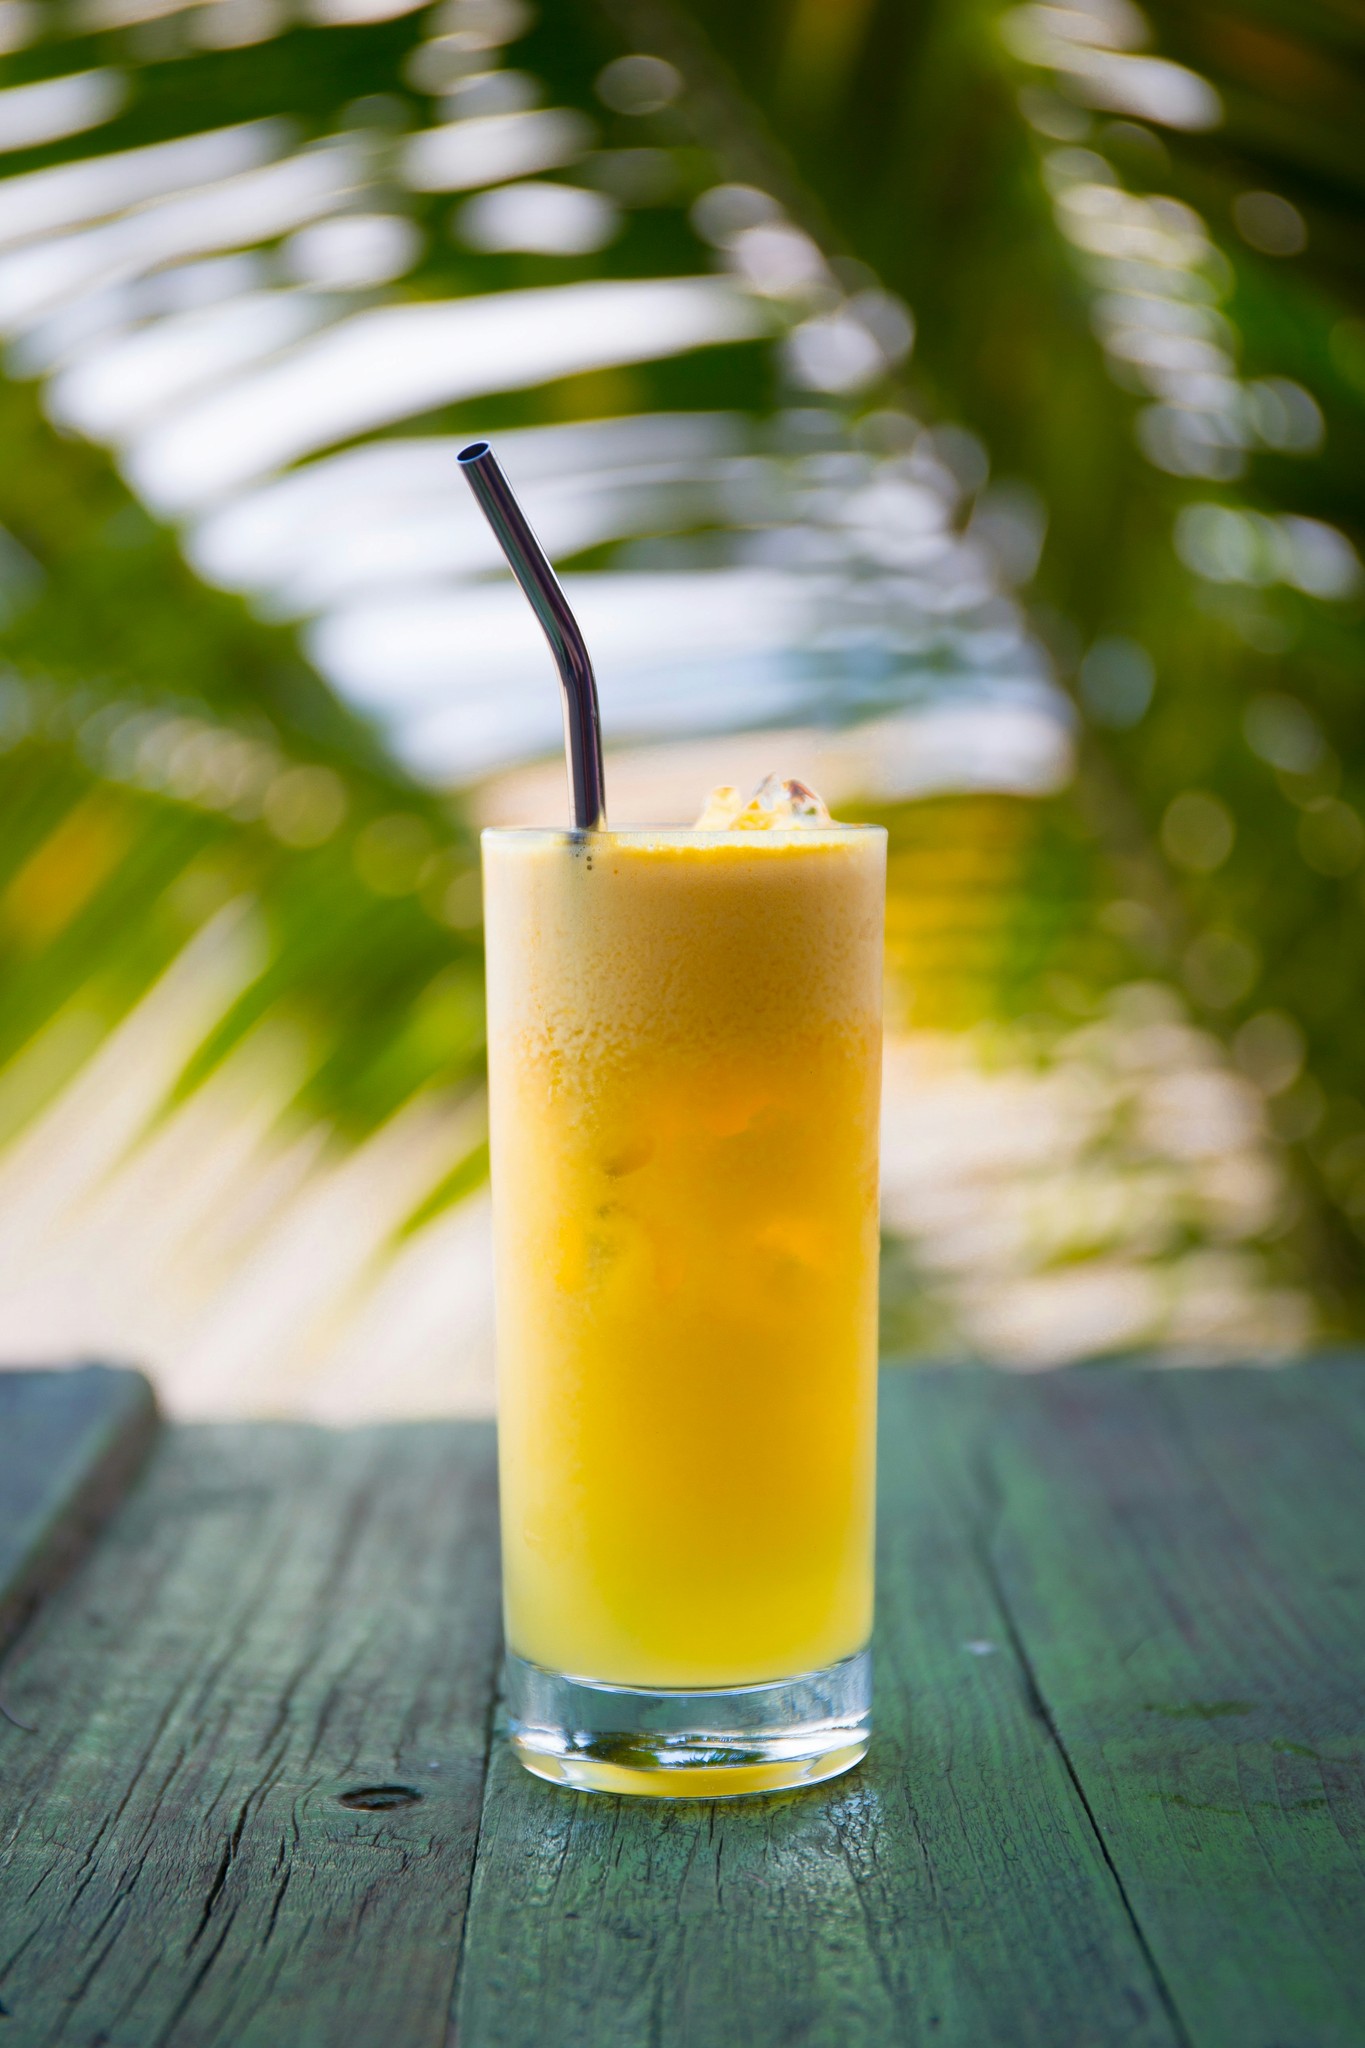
480,822,887,843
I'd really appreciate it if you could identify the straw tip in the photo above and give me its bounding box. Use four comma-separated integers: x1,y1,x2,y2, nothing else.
458,440,491,464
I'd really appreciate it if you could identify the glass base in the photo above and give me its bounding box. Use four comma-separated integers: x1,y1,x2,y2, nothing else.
504,1646,871,1799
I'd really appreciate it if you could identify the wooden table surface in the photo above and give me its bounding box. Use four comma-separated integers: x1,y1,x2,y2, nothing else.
1,1359,1363,2048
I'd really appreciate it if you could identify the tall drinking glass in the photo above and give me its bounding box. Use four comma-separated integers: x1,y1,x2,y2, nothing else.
483,821,886,1796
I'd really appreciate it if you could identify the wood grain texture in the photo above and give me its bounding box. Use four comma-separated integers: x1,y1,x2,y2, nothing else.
451,1371,1178,2048
0,1364,159,1658
985,1360,1365,2048
4,1364,1362,2048
0,1419,501,2048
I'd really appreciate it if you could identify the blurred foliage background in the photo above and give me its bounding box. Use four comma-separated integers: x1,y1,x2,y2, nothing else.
681,0,1365,1311
0,0,1360,1412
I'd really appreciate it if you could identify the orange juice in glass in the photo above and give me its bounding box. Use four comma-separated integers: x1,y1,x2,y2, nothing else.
484,801,885,1796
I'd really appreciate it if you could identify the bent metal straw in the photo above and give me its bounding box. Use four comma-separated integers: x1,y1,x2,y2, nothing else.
458,440,607,832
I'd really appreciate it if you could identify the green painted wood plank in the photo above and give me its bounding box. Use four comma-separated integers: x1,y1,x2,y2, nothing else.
985,1361,1365,2048
0,1364,159,1660
0,1418,502,2047
451,1369,1178,2048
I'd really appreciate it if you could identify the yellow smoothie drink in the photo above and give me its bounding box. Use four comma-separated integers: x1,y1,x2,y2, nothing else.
483,815,886,1696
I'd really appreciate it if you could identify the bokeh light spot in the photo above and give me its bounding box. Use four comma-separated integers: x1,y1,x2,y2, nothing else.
455,180,619,255
1242,694,1324,776
1232,191,1307,257
263,764,348,847
1183,930,1258,1010
1079,635,1154,727
1233,1012,1305,1096
595,55,682,116
1298,798,1365,878
1162,789,1234,872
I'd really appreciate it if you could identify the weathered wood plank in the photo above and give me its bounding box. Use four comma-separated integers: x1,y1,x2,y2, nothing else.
0,1419,502,2048
7,1364,1359,2048
451,1370,1177,2048
0,1364,159,1659
985,1361,1365,2048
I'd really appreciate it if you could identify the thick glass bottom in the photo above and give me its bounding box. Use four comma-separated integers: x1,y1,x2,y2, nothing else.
504,1646,871,1799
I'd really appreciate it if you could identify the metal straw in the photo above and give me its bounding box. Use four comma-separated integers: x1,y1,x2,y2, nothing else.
458,441,607,832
